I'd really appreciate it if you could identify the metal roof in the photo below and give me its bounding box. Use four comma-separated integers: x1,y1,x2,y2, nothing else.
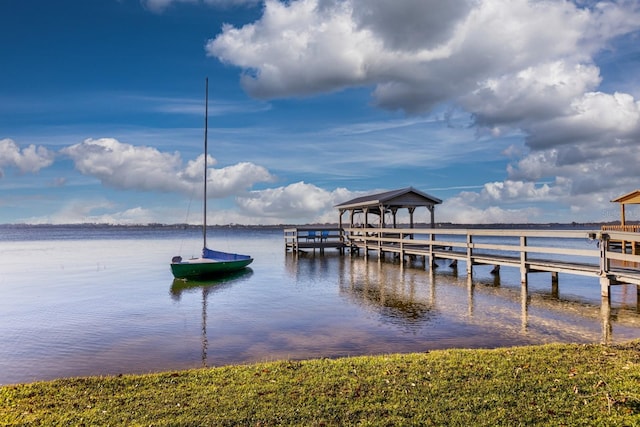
335,187,442,210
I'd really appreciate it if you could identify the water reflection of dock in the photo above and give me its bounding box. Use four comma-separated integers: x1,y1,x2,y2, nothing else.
286,253,639,345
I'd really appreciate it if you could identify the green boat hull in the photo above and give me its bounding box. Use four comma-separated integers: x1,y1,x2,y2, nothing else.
171,258,253,280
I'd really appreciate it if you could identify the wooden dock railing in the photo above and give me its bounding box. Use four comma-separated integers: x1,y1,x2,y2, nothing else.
602,224,640,233
601,225,640,255
342,227,640,293
284,226,640,294
284,227,345,253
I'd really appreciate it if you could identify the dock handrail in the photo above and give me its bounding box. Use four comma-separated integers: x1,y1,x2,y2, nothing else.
602,224,640,233
343,227,640,288
284,226,640,288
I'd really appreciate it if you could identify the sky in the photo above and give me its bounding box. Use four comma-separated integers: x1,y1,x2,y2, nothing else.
1,0,640,226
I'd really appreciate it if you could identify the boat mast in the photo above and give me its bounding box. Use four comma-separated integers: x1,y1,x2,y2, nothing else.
203,77,208,250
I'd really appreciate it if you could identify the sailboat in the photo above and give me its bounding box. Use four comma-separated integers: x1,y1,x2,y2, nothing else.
170,78,253,280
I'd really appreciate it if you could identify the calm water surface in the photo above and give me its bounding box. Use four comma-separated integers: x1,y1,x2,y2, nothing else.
1,225,638,385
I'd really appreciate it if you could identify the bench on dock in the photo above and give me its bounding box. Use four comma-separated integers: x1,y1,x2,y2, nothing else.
284,227,346,252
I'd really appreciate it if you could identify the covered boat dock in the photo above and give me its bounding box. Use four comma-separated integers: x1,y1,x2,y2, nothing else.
335,187,442,230
284,187,640,296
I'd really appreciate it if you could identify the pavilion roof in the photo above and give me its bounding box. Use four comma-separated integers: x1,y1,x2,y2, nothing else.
335,187,442,211
611,189,640,205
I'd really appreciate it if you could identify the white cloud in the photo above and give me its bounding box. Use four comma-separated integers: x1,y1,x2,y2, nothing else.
207,0,638,112
209,0,380,98
0,138,55,177
209,161,276,197
461,61,602,127
207,0,640,223
62,138,274,197
439,193,543,224
63,138,189,193
525,91,640,150
236,182,356,222
237,181,335,218
504,91,640,199
481,180,554,202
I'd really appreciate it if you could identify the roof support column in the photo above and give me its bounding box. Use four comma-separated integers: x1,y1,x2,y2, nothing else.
408,207,415,229
392,207,399,228
428,205,435,228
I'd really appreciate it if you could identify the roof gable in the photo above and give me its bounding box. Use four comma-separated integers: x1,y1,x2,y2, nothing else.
335,187,442,210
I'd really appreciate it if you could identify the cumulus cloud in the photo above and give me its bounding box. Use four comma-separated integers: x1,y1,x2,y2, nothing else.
236,182,356,222
207,0,640,222
440,197,542,224
62,138,274,197
0,138,55,177
207,0,638,111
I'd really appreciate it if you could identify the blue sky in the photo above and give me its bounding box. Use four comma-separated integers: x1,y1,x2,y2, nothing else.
1,0,640,225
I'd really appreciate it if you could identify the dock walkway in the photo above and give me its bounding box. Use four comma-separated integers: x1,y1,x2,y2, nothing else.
285,226,640,295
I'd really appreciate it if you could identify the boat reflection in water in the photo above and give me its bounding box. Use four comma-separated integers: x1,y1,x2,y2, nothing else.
170,269,253,367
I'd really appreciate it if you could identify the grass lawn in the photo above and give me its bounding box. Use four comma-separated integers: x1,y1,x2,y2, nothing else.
2,342,640,426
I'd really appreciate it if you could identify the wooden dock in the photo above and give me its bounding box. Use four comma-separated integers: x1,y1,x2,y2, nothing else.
284,226,640,296
284,227,346,253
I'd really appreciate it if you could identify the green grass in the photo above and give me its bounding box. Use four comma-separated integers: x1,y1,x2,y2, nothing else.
2,343,640,426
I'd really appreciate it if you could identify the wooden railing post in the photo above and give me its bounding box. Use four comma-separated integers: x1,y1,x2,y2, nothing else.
599,232,610,276
466,232,473,276
600,232,611,297
429,230,435,269
520,235,528,284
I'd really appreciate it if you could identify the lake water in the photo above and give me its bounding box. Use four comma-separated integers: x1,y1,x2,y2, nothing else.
1,225,639,385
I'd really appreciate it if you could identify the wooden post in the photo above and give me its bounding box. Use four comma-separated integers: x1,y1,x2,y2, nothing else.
601,293,612,344
428,230,436,270
621,205,627,253
429,205,435,228
551,272,558,295
467,275,474,316
338,210,344,254
409,207,415,229
600,276,610,297
466,233,473,276
599,231,610,298
599,232,610,276
364,207,369,230
520,235,528,284
521,280,529,331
